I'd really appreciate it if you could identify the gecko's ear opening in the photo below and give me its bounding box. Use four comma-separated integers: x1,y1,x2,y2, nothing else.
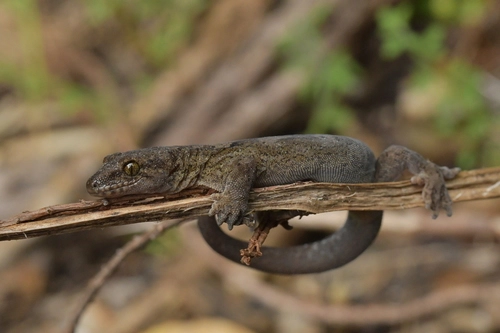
123,161,140,176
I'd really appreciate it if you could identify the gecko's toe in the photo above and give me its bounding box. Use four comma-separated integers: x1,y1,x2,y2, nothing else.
215,216,224,227
225,211,244,231
242,215,257,228
411,175,426,186
440,166,461,179
446,208,453,217
215,210,231,228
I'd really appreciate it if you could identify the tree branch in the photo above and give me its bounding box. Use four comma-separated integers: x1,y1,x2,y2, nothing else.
0,167,499,241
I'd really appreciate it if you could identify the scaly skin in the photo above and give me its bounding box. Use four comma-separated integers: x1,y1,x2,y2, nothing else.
87,135,460,274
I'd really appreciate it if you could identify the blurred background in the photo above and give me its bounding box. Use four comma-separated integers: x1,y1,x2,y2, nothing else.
0,0,499,332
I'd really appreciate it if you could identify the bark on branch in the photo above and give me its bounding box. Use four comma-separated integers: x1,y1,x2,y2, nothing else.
0,167,499,241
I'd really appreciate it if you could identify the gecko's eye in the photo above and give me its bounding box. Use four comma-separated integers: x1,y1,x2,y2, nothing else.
123,161,140,176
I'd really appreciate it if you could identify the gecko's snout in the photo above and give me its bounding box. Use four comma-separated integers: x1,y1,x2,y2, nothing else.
86,177,100,196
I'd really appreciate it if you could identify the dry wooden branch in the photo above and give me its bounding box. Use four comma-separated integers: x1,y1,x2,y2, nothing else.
0,167,498,241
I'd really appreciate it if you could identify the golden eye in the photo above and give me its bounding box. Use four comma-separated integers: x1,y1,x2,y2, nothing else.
123,161,140,176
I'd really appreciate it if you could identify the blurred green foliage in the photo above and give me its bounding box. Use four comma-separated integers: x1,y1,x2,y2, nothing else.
377,2,446,61
144,229,182,258
1,0,52,102
428,0,486,25
279,0,498,168
301,51,361,134
278,6,361,134
377,0,496,168
0,0,206,119
1,0,497,167
85,0,206,68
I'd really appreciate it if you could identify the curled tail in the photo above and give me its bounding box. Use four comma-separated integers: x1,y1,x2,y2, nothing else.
197,211,382,274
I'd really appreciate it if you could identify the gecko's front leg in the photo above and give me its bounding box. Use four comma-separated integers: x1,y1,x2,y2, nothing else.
208,157,258,230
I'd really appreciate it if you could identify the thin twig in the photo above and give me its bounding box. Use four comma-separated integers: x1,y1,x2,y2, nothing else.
63,219,184,333
0,167,499,241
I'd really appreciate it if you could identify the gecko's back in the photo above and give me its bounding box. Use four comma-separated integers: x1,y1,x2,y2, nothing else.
211,135,376,186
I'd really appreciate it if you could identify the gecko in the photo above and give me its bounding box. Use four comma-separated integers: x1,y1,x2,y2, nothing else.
86,135,460,274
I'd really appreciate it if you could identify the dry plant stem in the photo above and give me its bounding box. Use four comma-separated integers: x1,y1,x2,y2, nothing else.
240,221,272,265
0,168,499,241
241,214,287,265
185,226,500,327
64,219,184,333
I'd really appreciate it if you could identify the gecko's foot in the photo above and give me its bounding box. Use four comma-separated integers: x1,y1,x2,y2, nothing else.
411,165,460,218
208,193,248,230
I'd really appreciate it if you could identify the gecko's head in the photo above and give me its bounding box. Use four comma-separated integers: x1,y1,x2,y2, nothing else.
86,148,179,198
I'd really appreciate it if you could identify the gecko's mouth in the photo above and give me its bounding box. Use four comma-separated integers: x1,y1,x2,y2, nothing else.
87,177,142,197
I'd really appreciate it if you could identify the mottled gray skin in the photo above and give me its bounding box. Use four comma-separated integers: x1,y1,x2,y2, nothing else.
87,135,460,274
